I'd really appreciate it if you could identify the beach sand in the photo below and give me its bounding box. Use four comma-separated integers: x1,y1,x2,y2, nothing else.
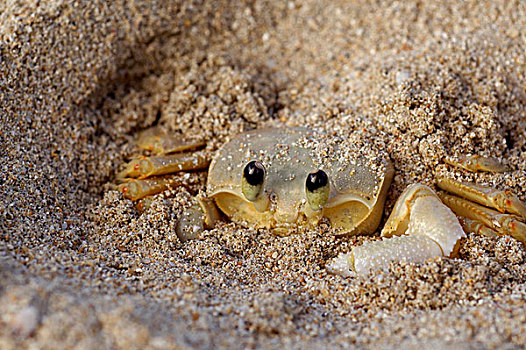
2,0,526,348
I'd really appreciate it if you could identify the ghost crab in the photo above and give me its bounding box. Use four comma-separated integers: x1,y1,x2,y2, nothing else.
116,126,526,275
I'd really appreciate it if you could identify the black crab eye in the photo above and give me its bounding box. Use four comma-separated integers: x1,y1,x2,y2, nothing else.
305,169,330,211
242,161,266,201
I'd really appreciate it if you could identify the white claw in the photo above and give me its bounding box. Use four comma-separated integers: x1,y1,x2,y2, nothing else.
328,184,466,276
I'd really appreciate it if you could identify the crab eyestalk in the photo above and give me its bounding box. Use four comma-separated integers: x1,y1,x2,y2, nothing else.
241,161,269,212
305,169,330,211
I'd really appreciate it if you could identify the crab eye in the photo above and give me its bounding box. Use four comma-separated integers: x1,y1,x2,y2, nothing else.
305,169,330,211
242,161,266,201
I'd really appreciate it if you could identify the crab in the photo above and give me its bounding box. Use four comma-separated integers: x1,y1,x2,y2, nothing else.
116,126,526,275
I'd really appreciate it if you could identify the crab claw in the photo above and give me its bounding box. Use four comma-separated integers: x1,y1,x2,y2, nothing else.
328,184,466,276
444,155,510,173
175,195,221,242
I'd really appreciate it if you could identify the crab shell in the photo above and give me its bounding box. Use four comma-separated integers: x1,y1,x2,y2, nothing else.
207,127,394,235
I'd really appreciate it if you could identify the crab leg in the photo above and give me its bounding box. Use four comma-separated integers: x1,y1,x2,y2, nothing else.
439,193,526,244
118,175,195,201
437,177,526,219
444,155,509,172
458,217,500,238
137,127,205,154
328,184,466,276
117,153,210,180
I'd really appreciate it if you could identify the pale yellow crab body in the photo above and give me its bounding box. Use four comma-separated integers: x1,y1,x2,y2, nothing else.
207,128,394,236
117,125,526,275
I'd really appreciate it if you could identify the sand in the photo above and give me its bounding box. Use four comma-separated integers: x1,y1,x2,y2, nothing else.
1,0,526,349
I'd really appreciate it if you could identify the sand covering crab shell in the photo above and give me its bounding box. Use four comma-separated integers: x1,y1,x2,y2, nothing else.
115,127,526,275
